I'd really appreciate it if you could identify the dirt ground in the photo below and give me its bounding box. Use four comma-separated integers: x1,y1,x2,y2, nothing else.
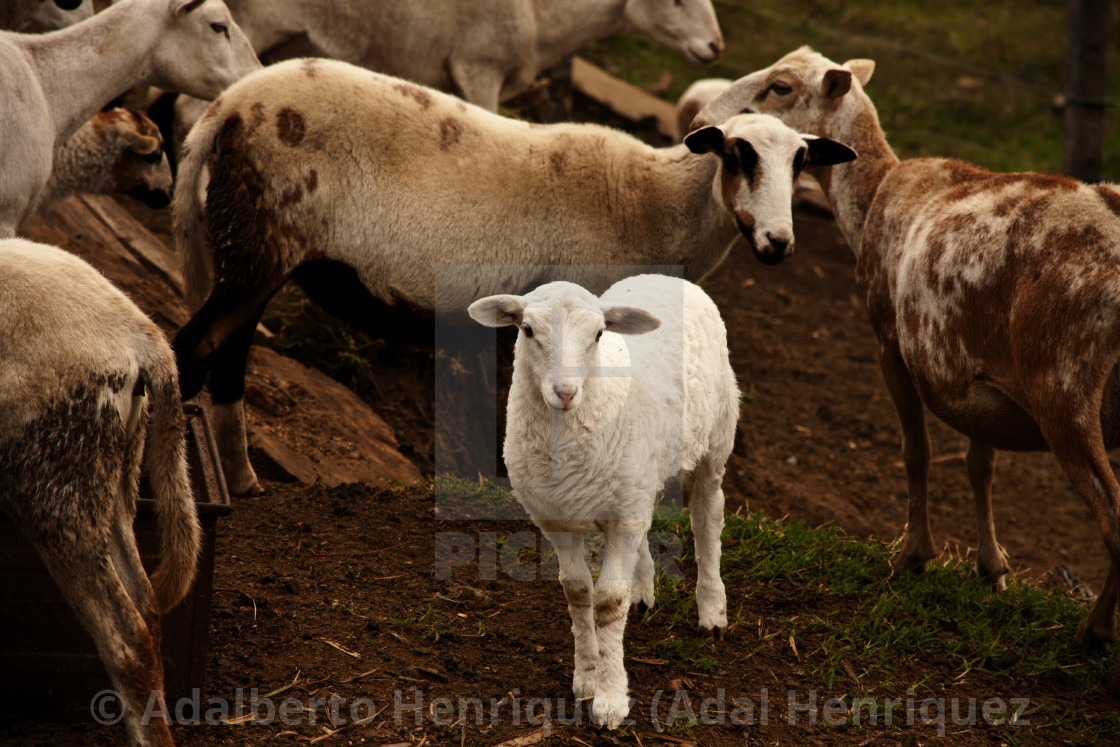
2,92,1117,745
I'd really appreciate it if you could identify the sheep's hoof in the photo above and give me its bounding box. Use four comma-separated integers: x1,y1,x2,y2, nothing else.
970,563,1008,590
1077,614,1116,650
591,693,630,729
890,551,932,577
632,599,653,615
572,669,598,700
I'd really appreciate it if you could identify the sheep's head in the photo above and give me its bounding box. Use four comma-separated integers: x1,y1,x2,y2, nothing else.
152,0,261,101
96,108,174,209
684,113,855,265
690,47,876,137
623,0,723,66
468,282,659,413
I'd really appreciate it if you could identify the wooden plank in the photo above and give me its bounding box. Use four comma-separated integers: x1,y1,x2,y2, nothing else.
78,194,185,294
571,56,677,139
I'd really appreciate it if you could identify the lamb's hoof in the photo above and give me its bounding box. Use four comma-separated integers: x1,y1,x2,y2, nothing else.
630,580,655,612
591,693,631,729
572,669,598,700
701,625,726,641
232,479,265,497
632,599,653,615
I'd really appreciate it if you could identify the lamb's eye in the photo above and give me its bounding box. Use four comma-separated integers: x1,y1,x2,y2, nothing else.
595,330,603,342
769,81,793,96
211,22,229,36
523,325,534,338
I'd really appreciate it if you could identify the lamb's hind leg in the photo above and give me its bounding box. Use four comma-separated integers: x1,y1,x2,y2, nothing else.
967,440,1011,588
691,455,728,637
173,274,288,495
879,344,936,575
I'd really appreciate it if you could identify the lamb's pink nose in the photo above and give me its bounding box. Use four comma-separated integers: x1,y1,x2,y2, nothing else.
554,384,577,406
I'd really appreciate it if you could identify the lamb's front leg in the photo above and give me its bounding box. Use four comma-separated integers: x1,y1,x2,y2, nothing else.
592,520,646,728
541,529,598,699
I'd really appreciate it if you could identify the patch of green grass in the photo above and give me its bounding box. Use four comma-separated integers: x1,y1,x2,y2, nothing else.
433,474,527,520
584,0,1120,179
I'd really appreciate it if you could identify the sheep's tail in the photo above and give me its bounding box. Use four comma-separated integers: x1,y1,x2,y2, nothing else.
144,349,201,614
173,104,222,313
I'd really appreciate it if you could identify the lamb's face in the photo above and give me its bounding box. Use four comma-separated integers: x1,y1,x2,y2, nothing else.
517,304,607,412
684,113,856,265
467,281,661,414
623,0,723,66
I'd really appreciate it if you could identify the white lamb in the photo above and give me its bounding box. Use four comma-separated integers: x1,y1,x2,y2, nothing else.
0,0,258,236
28,107,173,227
171,57,857,495
468,274,739,728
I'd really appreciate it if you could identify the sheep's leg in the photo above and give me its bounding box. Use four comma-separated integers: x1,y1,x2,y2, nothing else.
447,60,502,112
36,515,171,747
173,276,287,495
967,439,1010,588
690,455,728,637
541,529,598,699
630,535,655,613
1038,413,1120,652
591,520,645,729
879,344,936,575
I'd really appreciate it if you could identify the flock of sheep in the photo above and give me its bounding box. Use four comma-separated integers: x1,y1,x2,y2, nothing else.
3,1,1120,744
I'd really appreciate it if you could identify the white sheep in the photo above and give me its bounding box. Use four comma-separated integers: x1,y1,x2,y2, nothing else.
170,57,856,494
0,0,259,237
189,0,723,113
0,237,199,747
27,107,173,226
468,273,739,728
693,47,1120,685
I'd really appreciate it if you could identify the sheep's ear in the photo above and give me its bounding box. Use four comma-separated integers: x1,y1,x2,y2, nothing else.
468,295,525,327
602,306,660,335
684,126,725,155
845,59,875,87
124,131,162,156
820,68,852,99
803,135,856,166
174,0,207,17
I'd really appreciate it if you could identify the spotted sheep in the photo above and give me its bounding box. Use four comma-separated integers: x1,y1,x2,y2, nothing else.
0,238,200,747
169,56,856,495
27,107,173,227
695,46,1120,684
468,273,739,728
0,0,259,237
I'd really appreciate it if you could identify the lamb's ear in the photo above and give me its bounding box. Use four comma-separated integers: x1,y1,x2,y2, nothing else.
602,306,660,335
467,295,526,327
124,131,162,156
684,125,725,155
174,0,207,17
803,135,856,166
845,59,875,87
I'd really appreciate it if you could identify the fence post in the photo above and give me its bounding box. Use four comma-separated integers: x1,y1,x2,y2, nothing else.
1062,0,1111,182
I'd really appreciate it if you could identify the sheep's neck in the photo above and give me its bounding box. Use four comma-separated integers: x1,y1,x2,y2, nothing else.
22,0,160,143
810,90,899,257
531,0,627,71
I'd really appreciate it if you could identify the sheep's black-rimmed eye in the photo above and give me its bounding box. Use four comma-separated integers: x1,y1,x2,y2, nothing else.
211,22,229,36
595,330,603,342
140,146,165,165
769,81,793,96
523,325,534,338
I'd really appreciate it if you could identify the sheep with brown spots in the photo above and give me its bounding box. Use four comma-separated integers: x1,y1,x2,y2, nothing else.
694,46,1120,686
170,57,856,495
0,238,200,747
26,107,173,228
0,0,259,237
